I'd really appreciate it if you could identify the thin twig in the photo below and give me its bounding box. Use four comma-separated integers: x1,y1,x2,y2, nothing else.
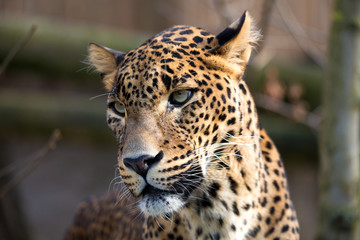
254,94,321,131
256,0,275,54
0,129,62,199
0,24,38,77
275,0,326,67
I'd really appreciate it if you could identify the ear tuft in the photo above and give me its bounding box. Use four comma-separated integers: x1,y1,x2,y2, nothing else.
88,43,125,91
216,11,247,46
213,11,261,70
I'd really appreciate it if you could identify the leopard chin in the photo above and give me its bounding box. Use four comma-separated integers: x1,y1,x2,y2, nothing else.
138,186,185,216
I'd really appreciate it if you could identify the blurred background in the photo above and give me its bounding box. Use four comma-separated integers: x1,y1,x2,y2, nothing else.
0,0,333,239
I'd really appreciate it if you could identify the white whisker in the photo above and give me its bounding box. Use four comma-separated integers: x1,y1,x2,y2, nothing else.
89,93,110,101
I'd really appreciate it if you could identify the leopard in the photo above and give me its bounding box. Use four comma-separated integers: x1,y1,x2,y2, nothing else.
65,11,300,240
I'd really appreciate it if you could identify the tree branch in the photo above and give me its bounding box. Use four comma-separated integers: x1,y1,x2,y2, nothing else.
0,129,61,199
254,94,321,131
0,24,37,77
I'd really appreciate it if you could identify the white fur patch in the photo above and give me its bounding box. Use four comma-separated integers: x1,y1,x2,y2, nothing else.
139,194,184,216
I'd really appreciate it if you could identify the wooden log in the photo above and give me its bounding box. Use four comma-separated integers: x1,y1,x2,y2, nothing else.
0,18,148,82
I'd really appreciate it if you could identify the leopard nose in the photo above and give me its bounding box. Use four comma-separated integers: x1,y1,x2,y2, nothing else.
123,151,163,178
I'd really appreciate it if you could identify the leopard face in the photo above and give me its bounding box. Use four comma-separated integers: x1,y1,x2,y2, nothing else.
88,12,260,217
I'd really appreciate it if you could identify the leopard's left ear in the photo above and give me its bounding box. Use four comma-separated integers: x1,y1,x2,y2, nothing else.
212,11,260,70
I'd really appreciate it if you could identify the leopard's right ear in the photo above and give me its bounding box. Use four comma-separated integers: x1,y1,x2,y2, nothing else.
88,42,125,90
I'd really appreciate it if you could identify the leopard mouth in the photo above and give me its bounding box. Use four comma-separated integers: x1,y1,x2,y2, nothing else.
136,162,204,216
142,166,203,199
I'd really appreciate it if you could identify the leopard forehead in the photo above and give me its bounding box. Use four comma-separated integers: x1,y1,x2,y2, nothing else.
111,25,219,98
145,25,216,50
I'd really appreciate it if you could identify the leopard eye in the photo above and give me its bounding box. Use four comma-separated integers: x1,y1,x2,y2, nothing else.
109,102,126,117
169,90,193,107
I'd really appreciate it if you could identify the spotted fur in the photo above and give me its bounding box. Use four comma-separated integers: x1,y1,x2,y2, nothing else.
65,11,299,240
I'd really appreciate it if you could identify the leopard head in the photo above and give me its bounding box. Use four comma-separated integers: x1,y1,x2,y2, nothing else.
88,11,260,217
